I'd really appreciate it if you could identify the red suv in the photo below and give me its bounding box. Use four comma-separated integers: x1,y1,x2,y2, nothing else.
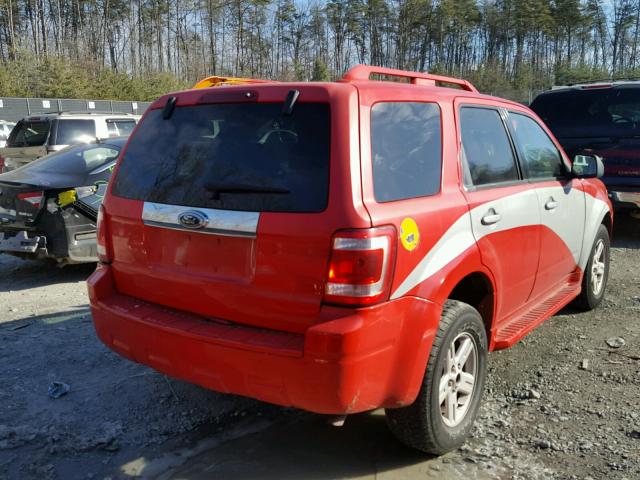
88,65,612,454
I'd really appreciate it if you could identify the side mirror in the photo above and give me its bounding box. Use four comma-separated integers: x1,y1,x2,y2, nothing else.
571,154,604,179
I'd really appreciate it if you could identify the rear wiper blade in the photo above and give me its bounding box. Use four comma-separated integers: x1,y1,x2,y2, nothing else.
204,182,290,200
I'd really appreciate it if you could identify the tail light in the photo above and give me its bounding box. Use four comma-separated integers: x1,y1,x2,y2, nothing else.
324,226,397,307
17,191,44,208
96,204,112,263
0,155,5,173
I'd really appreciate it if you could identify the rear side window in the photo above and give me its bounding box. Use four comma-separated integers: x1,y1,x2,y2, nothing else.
7,120,50,147
26,145,120,175
113,102,330,213
371,102,442,202
55,119,96,145
508,113,564,179
460,107,519,186
106,119,136,137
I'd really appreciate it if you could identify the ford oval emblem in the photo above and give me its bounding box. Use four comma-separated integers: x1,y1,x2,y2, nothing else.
178,210,209,229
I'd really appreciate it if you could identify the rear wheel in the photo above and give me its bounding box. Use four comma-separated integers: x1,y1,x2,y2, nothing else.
573,224,610,310
385,300,487,454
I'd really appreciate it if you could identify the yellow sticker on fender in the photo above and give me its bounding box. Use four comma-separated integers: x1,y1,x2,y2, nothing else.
400,217,420,251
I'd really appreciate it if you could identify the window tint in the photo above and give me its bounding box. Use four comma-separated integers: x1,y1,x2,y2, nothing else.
371,102,442,202
55,119,96,145
460,108,519,186
7,121,50,147
113,102,330,213
508,113,564,179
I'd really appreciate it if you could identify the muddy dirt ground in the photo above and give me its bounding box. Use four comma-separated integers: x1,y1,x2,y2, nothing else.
0,215,638,480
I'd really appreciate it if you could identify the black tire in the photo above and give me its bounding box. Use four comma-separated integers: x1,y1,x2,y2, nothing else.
573,224,610,311
385,300,487,455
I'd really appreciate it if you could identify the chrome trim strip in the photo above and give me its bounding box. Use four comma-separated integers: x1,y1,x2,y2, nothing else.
142,202,259,238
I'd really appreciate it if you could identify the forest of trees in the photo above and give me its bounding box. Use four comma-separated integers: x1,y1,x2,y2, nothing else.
1,0,640,102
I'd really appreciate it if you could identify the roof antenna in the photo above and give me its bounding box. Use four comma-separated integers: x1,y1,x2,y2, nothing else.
282,90,300,116
163,96,177,120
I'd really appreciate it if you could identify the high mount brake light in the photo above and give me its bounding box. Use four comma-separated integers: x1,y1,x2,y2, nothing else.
96,205,112,263
324,226,397,307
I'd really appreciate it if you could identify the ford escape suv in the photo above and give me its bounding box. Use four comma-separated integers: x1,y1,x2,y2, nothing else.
88,65,612,454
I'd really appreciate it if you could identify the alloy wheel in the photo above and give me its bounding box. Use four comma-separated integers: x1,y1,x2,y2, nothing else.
591,239,606,296
438,333,477,427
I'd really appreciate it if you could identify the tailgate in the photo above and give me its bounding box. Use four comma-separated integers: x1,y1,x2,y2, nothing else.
105,84,366,333
106,198,345,333
1,119,51,171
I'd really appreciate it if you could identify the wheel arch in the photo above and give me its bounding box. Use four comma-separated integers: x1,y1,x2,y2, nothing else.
397,247,499,405
419,256,498,350
446,271,495,344
601,211,612,238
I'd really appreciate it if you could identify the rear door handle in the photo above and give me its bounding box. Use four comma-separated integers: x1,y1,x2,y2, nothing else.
481,209,501,225
545,198,558,210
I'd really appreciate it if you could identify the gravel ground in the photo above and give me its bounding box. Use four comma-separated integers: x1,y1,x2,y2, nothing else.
0,214,638,480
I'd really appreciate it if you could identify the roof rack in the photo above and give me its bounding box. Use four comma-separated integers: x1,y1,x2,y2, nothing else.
192,76,274,89
341,65,478,92
552,78,640,89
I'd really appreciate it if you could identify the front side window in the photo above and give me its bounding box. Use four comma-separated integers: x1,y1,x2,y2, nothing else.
371,102,442,202
460,107,519,186
508,113,564,179
106,122,118,136
55,119,96,145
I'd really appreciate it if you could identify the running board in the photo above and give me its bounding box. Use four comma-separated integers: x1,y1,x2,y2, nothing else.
493,276,581,350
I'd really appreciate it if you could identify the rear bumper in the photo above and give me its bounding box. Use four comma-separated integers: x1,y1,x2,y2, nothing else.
88,264,440,414
0,230,43,253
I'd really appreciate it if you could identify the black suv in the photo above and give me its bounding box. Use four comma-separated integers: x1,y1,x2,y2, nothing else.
531,83,640,216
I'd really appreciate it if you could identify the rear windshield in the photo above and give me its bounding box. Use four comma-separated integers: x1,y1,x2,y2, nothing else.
7,120,50,147
55,119,96,145
25,144,120,175
531,87,640,138
113,102,330,212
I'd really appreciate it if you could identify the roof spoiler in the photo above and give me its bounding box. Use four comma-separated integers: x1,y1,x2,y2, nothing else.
192,76,274,89
341,65,478,93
